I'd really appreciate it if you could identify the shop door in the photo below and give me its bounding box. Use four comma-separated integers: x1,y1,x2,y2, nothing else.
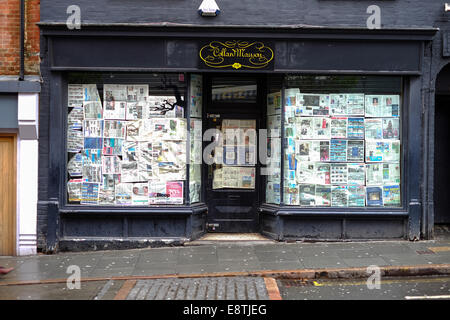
0,134,16,255
204,76,263,232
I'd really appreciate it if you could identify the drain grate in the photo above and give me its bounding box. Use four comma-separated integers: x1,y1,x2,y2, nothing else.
125,277,269,300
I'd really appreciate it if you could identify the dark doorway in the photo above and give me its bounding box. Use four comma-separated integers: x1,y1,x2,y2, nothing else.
434,65,450,225
203,75,264,232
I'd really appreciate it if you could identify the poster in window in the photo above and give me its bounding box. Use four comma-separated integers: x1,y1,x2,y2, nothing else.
313,117,331,140
122,141,138,162
99,187,116,205
330,139,347,162
149,181,169,204
348,185,365,207
267,91,281,116
132,182,149,205
68,84,84,108
383,185,401,206
190,74,203,118
82,84,101,102
166,181,184,204
365,118,383,140
300,184,316,206
284,182,299,205
382,118,400,140
102,156,121,175
365,95,384,117
315,185,331,206
83,149,102,165
68,107,84,131
80,182,99,205
102,174,120,190
299,117,314,139
266,181,281,204
315,163,331,185
121,161,140,182
127,85,149,102
103,120,126,139
103,100,126,120
285,88,300,106
126,101,146,120
365,140,387,162
297,94,329,116
320,141,330,161
84,137,103,150
67,179,82,202
346,94,365,115
384,140,401,162
115,183,133,205
67,129,84,153
366,163,383,186
83,101,103,120
331,185,348,207
330,117,347,138
330,94,347,115
103,138,123,156
347,117,365,139
331,163,348,185
84,120,103,138
347,163,365,185
383,163,401,184
297,162,315,184
68,153,83,177
104,84,128,102
383,95,400,117
82,162,102,183
366,186,383,206
347,140,364,162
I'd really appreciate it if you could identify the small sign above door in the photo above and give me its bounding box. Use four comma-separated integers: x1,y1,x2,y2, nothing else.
199,40,274,70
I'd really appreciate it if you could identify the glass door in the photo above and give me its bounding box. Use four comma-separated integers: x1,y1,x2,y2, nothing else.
204,76,262,232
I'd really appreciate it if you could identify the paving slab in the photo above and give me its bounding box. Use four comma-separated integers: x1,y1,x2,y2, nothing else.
1,239,450,285
300,257,348,269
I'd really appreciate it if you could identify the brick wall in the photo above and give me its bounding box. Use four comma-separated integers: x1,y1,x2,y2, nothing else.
0,0,40,76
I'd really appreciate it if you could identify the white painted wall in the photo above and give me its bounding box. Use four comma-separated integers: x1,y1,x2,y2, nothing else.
16,93,39,255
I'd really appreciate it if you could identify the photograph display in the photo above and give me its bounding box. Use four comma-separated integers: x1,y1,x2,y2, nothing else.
67,83,186,205
283,90,401,207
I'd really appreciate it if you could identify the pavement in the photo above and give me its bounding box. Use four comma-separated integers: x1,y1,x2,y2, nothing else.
1,239,450,285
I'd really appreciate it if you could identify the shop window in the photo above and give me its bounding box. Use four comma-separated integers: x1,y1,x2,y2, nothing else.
189,74,203,203
265,75,283,204
281,75,402,207
66,73,187,205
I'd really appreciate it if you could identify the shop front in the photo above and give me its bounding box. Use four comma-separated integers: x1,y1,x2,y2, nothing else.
37,24,435,251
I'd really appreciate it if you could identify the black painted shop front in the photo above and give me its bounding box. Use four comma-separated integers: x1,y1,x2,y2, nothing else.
37,25,435,252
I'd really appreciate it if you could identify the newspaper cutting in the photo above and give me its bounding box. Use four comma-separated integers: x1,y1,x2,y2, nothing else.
68,84,84,108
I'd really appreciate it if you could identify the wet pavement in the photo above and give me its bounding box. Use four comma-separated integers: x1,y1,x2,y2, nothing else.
1,240,450,300
1,240,450,283
0,280,124,300
278,276,450,300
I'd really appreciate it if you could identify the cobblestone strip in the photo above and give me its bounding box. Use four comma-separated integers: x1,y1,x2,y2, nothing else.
122,277,270,300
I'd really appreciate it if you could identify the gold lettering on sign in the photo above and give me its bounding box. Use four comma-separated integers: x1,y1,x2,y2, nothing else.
199,40,274,69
